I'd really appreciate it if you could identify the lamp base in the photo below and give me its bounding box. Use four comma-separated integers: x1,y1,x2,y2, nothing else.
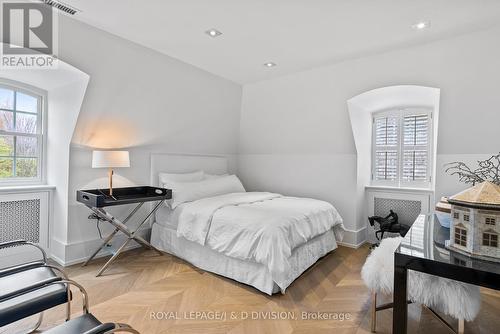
108,168,114,197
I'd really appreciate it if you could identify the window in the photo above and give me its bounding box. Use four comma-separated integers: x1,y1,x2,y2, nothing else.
0,83,44,183
483,232,498,248
485,217,496,225
372,108,432,187
464,214,470,222
453,212,459,219
454,226,467,247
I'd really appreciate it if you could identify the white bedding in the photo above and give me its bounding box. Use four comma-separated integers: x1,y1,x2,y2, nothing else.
155,205,184,229
176,192,344,290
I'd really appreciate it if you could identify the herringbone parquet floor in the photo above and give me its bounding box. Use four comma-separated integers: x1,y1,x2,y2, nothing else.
4,245,500,334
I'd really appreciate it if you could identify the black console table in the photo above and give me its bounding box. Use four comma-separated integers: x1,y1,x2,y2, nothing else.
77,186,172,276
393,214,500,333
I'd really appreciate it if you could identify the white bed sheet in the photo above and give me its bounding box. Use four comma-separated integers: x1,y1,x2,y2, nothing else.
154,204,185,229
151,222,338,295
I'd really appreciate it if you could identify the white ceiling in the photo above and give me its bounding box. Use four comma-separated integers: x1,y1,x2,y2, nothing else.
64,0,500,84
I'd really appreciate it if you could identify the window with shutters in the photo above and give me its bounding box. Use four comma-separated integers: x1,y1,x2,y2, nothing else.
372,107,432,187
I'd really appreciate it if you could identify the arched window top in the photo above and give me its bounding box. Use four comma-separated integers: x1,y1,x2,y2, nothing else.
348,85,440,190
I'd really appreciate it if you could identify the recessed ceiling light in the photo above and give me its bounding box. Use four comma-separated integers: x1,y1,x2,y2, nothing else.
205,28,222,38
412,21,430,30
263,62,277,68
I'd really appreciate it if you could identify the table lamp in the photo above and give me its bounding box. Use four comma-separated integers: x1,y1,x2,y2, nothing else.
92,150,130,196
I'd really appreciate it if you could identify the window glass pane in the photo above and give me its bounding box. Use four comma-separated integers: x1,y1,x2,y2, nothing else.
16,158,38,177
0,88,14,109
15,112,37,134
0,135,14,156
0,110,14,131
0,157,13,178
16,92,38,113
403,150,428,181
16,136,38,157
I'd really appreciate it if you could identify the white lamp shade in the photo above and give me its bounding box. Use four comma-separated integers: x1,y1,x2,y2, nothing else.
92,150,130,168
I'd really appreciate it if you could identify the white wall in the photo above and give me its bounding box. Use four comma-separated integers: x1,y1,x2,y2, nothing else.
239,26,500,245
56,16,242,264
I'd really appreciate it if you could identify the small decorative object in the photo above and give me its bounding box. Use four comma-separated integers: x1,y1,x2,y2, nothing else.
445,152,500,186
435,197,452,228
447,181,500,262
91,150,130,197
368,210,409,241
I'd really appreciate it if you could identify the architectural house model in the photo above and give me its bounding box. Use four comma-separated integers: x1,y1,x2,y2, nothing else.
448,181,500,262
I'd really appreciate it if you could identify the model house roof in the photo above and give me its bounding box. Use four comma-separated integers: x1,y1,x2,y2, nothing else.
448,181,500,210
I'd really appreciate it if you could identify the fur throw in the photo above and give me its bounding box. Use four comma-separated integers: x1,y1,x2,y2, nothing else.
361,237,481,321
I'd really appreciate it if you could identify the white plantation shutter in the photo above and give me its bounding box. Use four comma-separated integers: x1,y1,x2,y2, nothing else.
402,114,429,182
372,109,432,186
373,116,399,181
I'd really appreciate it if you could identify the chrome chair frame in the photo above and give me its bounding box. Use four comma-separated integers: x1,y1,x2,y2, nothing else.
1,240,139,333
0,240,70,333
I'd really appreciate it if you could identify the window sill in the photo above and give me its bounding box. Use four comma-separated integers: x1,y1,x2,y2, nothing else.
365,185,434,194
0,184,56,194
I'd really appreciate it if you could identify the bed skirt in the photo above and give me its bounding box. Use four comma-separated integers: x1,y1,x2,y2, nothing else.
151,222,338,295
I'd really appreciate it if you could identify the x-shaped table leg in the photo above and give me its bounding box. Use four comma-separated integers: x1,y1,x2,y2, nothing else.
82,200,165,276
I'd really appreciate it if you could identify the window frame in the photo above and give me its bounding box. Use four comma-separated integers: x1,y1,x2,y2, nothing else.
482,232,498,248
0,80,47,186
371,107,433,188
454,226,467,247
485,217,496,225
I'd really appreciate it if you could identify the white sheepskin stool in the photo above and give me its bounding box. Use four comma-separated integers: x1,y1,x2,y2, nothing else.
361,237,481,333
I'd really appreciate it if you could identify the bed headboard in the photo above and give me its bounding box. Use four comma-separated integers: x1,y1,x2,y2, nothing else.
150,154,228,186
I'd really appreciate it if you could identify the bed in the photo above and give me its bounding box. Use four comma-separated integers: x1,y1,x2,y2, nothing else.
149,154,345,295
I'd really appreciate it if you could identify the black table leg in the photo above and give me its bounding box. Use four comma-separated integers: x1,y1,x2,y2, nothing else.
393,259,408,334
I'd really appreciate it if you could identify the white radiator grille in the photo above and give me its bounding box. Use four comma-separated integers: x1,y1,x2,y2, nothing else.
0,199,41,243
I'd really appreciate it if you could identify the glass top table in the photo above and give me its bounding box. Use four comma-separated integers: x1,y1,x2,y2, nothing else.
392,214,500,333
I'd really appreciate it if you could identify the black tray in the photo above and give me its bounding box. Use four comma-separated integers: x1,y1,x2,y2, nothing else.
77,186,172,208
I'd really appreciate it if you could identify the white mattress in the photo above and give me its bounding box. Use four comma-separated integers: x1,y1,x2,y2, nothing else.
151,222,338,295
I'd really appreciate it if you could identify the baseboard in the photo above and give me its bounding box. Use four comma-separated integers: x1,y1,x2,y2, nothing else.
50,228,150,266
338,226,367,248
338,240,367,249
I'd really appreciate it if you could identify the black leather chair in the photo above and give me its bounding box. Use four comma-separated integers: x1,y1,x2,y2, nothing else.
0,240,71,332
1,240,139,333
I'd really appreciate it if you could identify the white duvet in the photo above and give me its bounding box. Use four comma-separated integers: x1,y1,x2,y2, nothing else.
176,192,344,290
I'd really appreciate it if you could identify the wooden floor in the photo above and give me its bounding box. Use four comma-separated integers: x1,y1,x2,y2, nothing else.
4,245,500,334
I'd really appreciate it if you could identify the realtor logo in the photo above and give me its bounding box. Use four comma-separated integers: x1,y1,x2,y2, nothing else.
1,1,58,69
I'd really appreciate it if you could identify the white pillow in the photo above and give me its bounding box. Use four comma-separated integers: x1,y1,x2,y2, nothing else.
204,173,229,180
159,170,204,186
169,174,245,209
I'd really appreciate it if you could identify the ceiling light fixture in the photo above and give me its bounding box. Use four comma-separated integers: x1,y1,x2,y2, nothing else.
205,29,222,38
263,62,277,68
412,21,430,30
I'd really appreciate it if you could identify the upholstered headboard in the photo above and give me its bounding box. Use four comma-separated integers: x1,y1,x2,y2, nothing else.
150,154,228,186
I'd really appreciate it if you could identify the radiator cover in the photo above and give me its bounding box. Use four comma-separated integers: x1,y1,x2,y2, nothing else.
374,197,422,226
0,199,41,243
